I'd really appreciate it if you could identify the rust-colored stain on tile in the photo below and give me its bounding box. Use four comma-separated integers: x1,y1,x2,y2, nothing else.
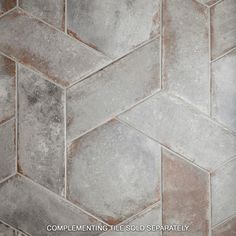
0,0,16,14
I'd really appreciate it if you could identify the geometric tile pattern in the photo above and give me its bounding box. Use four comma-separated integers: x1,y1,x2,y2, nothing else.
0,0,235,235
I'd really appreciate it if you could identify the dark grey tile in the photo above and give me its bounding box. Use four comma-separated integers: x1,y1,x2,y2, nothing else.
67,39,160,142
18,65,65,195
0,9,111,87
67,0,161,58
0,119,15,181
19,0,65,30
67,119,161,224
0,54,15,124
0,175,103,236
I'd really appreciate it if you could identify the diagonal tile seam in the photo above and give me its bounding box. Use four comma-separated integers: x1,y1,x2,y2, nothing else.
116,116,210,174
0,219,31,236
0,173,15,186
211,46,236,63
0,114,15,126
0,6,17,20
211,213,236,230
67,35,161,89
67,89,162,146
210,155,236,174
16,7,111,61
194,0,224,8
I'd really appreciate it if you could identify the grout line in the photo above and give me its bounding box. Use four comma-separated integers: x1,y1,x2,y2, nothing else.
208,0,223,8
67,89,162,145
210,155,236,173
64,90,67,198
0,51,65,89
159,0,163,90
209,172,212,236
208,7,212,117
15,62,18,173
17,8,110,59
16,173,110,227
211,213,236,230
64,0,67,33
16,0,19,7
0,6,17,19
117,117,210,174
0,173,16,185
0,115,15,126
211,47,236,63
0,219,30,236
67,35,160,89
160,147,163,236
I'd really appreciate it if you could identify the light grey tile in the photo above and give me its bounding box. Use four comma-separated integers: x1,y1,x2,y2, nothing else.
0,9,111,87
162,149,210,236
212,216,236,236
195,0,221,6
0,222,15,236
0,55,15,124
119,92,236,171
19,0,65,30
67,119,161,224
211,158,236,226
18,65,65,195
101,204,161,236
0,119,15,181
0,175,103,236
67,0,160,58
211,0,236,59
67,38,160,142
212,49,236,132
163,0,209,113
0,0,16,15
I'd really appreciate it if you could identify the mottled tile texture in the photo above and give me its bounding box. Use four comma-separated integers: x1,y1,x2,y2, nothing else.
67,0,160,58
0,0,235,235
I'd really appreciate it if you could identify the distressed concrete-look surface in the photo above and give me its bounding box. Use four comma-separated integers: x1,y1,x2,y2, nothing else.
0,0,235,235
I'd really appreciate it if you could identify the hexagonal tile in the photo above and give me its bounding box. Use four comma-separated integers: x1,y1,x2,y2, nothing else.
67,0,161,58
67,119,161,224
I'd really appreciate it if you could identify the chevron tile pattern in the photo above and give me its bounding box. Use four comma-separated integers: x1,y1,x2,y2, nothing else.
0,0,235,235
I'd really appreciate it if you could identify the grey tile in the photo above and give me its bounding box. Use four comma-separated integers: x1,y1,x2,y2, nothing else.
212,49,236,132
0,119,15,181
195,0,221,6
0,0,16,15
18,65,65,195
212,216,236,236
101,204,161,236
19,0,65,30
0,9,111,87
163,0,209,113
67,0,160,58
119,92,236,171
67,119,161,224
67,38,160,142
162,149,210,236
0,55,15,124
211,158,236,226
211,0,236,59
0,175,103,236
0,222,15,236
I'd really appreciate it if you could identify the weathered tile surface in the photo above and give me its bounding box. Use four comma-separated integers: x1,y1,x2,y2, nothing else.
212,49,236,132
196,0,221,6
101,204,161,236
67,119,161,224
0,175,103,236
212,216,236,236
163,0,209,113
162,149,210,236
0,222,15,236
19,0,65,30
0,119,15,181
0,54,15,124
119,92,236,171
0,9,111,87
67,39,160,142
18,66,65,195
211,158,236,226
67,0,160,58
211,0,236,59
0,0,16,15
